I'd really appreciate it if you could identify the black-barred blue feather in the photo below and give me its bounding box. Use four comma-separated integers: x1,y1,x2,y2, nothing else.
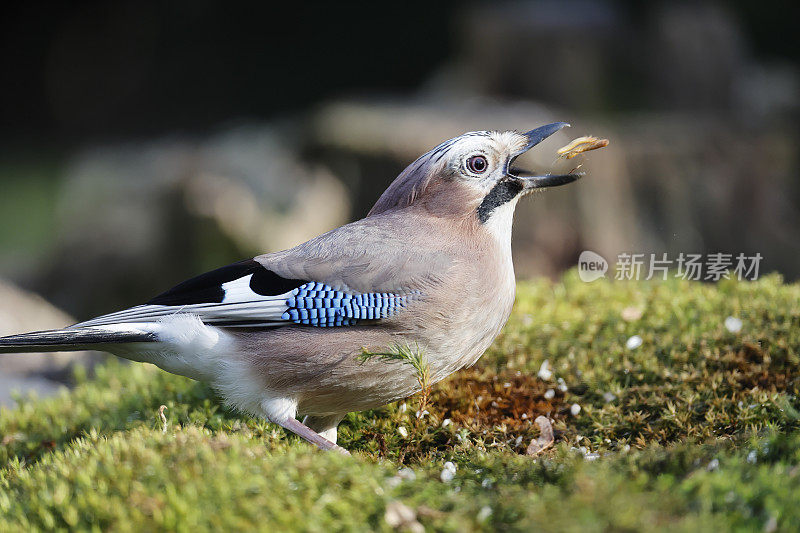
282,282,410,327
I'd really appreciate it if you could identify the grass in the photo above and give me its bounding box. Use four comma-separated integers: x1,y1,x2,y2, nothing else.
0,271,798,531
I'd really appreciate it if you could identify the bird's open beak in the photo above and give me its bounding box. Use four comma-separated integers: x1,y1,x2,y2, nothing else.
507,122,583,190
521,122,571,152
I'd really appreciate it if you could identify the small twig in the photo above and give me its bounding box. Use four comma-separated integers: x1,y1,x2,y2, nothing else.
158,405,168,433
526,416,554,456
360,344,431,422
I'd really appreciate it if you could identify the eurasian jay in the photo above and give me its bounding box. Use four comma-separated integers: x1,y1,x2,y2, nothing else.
0,122,581,454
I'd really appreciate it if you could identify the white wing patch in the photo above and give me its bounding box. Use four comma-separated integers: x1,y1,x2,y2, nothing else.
73,274,292,329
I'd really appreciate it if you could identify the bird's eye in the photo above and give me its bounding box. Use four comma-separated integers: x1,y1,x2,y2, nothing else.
466,155,488,174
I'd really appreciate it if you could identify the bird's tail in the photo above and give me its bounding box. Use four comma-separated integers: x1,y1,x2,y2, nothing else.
0,327,157,354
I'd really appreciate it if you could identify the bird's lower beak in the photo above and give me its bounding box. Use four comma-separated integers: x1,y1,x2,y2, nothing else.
507,122,582,190
517,172,582,190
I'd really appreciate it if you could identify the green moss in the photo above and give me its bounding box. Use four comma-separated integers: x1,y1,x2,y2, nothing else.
1,272,798,531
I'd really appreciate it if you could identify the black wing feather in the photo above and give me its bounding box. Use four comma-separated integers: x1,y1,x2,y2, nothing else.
147,259,306,306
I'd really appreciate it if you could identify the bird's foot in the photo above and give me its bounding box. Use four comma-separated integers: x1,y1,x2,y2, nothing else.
331,444,351,456
278,416,351,455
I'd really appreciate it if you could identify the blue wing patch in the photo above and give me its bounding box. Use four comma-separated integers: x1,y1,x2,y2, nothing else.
281,282,411,327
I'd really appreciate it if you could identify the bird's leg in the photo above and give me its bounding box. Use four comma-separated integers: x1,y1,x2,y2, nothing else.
277,416,350,456
303,414,345,444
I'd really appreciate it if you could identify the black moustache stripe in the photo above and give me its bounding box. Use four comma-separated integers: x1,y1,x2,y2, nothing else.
476,180,523,223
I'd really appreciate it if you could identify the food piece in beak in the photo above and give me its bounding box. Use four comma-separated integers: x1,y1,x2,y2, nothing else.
557,136,609,159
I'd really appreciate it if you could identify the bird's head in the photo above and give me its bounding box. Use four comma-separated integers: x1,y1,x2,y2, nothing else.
369,122,580,234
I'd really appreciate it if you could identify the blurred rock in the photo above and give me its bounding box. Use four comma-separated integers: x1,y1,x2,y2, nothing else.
183,128,349,253
0,374,66,406
0,279,104,406
40,124,350,318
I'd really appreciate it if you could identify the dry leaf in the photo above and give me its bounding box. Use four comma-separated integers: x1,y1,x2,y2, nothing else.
526,416,555,456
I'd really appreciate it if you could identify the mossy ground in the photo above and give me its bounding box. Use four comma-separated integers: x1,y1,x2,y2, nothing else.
1,272,798,531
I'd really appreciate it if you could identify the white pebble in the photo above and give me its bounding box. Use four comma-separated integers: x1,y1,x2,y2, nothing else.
544,389,555,400
707,458,719,471
477,506,492,522
725,316,743,333
626,335,643,350
415,409,429,419
384,501,418,529
397,426,408,438
399,403,408,413
385,476,402,488
441,418,452,428
747,450,757,464
557,378,568,392
603,392,616,403
585,452,600,461
538,359,553,380
398,467,417,481
570,403,582,416
440,461,457,482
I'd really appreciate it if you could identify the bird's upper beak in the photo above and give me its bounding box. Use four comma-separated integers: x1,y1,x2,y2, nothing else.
507,122,583,190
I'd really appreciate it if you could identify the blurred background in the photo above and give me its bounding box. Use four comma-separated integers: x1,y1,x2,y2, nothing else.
0,1,798,399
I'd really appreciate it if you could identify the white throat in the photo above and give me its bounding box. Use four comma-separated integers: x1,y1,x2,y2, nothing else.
482,197,519,248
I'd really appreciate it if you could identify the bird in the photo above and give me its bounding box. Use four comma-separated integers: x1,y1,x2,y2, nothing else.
0,122,581,454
